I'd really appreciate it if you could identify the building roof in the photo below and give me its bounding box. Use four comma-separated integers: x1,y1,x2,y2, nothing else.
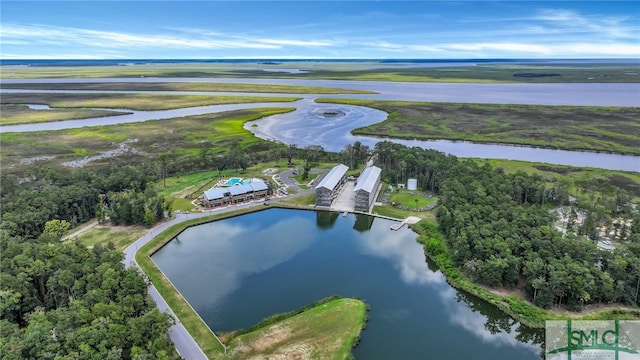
315,164,348,191
354,166,381,194
229,184,252,196
229,181,269,196
203,188,229,201
204,179,269,199
249,181,269,192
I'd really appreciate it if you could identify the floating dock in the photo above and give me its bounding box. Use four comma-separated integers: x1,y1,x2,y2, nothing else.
390,221,407,231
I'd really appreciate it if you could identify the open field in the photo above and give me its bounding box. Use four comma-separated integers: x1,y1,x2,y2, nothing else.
226,298,366,360
73,224,149,252
0,103,128,125
0,81,375,94
372,203,436,221
2,62,639,83
0,107,294,173
474,158,640,201
317,98,640,155
1,92,298,117
389,191,438,208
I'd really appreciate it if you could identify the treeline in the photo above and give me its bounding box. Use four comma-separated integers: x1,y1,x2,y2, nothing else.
373,141,640,311
1,165,167,241
0,238,177,359
158,142,342,180
0,164,178,358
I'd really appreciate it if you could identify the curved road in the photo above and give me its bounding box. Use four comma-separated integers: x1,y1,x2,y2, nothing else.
122,182,317,359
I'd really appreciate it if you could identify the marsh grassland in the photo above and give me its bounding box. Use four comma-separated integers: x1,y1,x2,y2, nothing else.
0,103,128,125
0,81,375,94
317,98,640,155
0,108,294,172
0,93,300,123
3,62,639,83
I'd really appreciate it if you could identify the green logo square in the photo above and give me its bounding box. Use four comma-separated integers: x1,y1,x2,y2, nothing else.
546,320,640,359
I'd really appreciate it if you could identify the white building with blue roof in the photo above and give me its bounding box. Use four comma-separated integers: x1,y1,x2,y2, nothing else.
201,178,270,207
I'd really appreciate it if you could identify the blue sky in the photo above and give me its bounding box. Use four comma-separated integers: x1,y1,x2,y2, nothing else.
1,1,639,59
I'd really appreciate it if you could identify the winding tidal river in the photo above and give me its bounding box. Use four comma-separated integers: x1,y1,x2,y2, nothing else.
1,78,638,171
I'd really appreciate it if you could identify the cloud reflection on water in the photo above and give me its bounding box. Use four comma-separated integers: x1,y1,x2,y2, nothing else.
355,220,541,356
154,215,316,307
356,226,445,286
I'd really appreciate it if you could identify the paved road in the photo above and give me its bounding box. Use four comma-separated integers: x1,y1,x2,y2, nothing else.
121,178,316,359
331,180,356,212
123,211,212,360
279,168,326,192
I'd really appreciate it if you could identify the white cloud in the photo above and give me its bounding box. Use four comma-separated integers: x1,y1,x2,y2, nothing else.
534,8,638,39
560,43,640,56
0,23,336,53
2,5,639,59
0,53,126,60
253,38,337,47
446,42,552,55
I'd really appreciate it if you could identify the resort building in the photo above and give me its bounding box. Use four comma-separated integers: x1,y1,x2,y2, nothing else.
315,164,349,207
354,166,382,212
201,179,270,208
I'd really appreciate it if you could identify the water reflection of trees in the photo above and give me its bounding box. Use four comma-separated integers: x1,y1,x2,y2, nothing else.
454,291,545,355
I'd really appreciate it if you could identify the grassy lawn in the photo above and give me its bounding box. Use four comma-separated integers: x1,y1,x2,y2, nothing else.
1,81,375,94
0,107,294,173
0,104,128,125
293,172,319,184
158,170,223,198
317,98,640,155
389,191,438,208
170,198,196,212
74,224,149,252
226,298,366,360
279,193,317,207
372,204,435,222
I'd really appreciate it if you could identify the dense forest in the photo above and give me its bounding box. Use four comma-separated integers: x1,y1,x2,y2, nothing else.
0,239,176,359
373,141,640,311
0,166,177,359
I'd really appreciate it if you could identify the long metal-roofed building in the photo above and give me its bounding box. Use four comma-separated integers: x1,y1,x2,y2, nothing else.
315,164,349,207
354,165,382,212
201,180,270,208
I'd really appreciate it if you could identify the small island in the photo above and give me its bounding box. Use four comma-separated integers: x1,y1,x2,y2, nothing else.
225,297,367,359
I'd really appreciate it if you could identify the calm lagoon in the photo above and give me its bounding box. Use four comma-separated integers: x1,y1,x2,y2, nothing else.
151,208,543,359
